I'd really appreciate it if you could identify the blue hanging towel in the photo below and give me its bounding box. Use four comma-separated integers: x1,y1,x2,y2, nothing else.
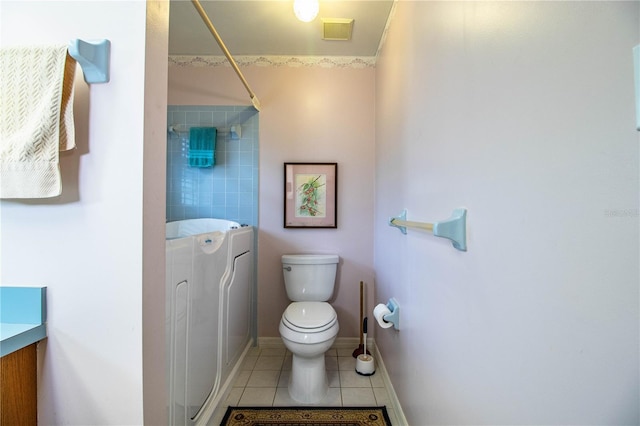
188,127,216,167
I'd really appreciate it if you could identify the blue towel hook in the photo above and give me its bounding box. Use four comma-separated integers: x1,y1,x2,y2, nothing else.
68,39,110,84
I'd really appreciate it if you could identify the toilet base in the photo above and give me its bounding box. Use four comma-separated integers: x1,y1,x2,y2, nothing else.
288,354,328,403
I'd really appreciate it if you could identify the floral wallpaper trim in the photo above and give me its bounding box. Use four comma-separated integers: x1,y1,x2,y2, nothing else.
169,55,376,69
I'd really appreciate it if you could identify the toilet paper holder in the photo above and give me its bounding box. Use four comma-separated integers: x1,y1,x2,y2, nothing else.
383,298,400,330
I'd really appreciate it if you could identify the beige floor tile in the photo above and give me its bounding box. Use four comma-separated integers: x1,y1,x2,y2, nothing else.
238,387,276,406
325,355,338,370
278,369,337,389
224,387,244,406
254,355,285,370
328,369,340,388
247,346,261,357
277,369,290,387
325,348,338,357
369,371,385,388
320,387,342,407
282,355,292,370
247,370,281,387
272,387,297,406
260,347,287,357
229,345,399,414
241,356,258,371
341,387,376,406
336,347,355,357
339,370,372,388
338,356,356,371
273,386,342,407
373,387,391,406
233,370,251,387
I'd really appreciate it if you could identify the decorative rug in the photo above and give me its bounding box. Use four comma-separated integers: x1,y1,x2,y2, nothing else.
220,406,392,426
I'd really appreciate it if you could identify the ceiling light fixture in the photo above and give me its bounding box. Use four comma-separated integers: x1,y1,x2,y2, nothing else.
293,0,319,22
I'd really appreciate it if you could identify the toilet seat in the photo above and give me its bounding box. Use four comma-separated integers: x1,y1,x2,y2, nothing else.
282,302,336,333
279,317,339,345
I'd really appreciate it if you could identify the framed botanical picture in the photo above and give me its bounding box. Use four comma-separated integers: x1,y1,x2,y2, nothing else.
284,163,338,228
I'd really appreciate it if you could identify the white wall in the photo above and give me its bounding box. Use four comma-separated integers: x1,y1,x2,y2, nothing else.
375,1,639,424
0,1,168,424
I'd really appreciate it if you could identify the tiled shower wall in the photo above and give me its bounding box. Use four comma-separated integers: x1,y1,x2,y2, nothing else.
166,106,259,226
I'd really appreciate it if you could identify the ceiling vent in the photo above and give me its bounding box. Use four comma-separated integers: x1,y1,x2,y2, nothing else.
321,18,354,41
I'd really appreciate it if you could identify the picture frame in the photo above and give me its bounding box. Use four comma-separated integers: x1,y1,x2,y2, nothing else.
284,162,338,228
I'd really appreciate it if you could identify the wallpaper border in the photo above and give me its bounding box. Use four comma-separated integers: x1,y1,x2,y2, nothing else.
169,55,376,69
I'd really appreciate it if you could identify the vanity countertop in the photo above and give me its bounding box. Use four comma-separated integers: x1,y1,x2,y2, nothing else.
0,287,47,357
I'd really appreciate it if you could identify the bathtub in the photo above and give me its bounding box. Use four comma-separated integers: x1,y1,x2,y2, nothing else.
166,219,253,425
166,218,242,240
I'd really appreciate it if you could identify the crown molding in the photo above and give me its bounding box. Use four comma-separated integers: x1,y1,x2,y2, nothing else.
169,55,375,69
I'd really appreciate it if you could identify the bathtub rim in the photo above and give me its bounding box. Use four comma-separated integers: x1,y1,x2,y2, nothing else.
165,218,243,240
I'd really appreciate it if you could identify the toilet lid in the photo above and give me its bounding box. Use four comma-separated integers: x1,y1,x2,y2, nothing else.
283,302,336,330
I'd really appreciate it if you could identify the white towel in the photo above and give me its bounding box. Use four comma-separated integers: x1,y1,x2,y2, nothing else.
0,45,76,198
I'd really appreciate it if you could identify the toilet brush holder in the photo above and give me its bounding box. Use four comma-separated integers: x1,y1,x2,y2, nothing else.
355,317,375,376
356,354,375,376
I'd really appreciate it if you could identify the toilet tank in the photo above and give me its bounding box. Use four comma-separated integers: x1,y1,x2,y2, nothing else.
282,254,339,301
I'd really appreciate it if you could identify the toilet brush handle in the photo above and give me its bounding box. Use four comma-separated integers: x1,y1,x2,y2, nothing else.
362,318,368,356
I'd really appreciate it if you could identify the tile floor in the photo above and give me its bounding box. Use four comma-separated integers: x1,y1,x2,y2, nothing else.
212,346,400,425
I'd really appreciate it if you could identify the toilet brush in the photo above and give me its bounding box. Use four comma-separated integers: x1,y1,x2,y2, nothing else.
362,317,368,358
352,281,371,358
355,317,375,375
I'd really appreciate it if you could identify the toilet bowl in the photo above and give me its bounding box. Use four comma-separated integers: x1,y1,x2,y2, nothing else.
279,254,340,403
279,301,339,403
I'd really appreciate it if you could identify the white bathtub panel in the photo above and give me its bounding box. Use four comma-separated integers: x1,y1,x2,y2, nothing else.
172,280,188,425
223,251,252,372
229,227,252,258
166,222,254,426
166,238,194,426
186,234,229,420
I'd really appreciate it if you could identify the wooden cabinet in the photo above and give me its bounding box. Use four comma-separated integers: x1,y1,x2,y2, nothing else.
0,343,37,426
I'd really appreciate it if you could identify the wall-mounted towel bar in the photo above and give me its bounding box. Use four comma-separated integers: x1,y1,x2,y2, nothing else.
389,208,467,251
68,39,110,84
168,124,242,139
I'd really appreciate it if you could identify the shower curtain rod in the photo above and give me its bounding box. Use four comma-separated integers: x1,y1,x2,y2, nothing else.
191,0,261,111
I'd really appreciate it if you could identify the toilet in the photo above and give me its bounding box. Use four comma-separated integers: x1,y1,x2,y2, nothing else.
279,254,340,403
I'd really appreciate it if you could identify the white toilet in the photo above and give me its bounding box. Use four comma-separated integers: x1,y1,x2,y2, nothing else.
279,254,340,403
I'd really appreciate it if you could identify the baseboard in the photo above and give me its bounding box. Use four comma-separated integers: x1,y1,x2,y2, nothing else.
371,343,408,425
256,336,406,423
256,336,285,348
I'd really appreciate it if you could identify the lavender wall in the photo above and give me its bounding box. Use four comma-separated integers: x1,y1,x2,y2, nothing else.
375,2,639,424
